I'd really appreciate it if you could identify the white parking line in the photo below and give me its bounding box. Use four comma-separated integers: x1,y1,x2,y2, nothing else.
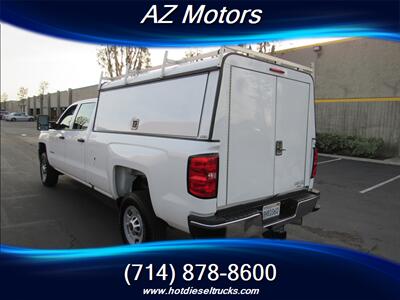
359,174,400,194
2,194,41,201
318,158,342,165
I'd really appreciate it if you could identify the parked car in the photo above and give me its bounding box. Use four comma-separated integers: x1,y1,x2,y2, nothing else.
6,112,35,122
37,47,320,244
0,110,9,120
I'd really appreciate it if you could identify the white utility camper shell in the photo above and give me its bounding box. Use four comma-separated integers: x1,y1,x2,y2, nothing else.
38,47,319,244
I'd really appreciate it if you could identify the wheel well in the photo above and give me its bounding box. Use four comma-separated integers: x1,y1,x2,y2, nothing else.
38,143,46,158
115,166,149,207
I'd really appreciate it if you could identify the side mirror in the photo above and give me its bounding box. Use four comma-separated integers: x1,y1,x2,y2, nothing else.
37,115,50,131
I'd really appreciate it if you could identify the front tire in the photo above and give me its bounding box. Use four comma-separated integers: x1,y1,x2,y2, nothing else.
40,152,58,187
11,118,16,122
120,191,166,244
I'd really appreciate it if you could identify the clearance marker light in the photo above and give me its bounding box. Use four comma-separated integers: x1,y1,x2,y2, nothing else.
269,67,285,74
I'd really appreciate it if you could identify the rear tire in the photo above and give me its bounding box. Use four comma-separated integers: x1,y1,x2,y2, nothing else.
40,152,58,187
120,191,166,244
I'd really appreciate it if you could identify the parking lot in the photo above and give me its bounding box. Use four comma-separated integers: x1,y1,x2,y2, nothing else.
1,121,399,262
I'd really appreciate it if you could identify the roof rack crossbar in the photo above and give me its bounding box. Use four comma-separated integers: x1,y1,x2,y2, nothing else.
224,46,313,73
98,46,313,87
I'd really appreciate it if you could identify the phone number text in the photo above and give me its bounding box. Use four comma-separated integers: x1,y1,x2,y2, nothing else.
124,263,277,286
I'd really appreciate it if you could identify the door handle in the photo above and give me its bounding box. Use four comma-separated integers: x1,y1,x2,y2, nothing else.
77,138,85,143
58,135,65,140
275,140,286,156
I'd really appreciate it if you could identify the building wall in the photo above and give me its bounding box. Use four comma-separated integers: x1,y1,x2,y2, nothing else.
72,85,98,102
276,38,400,156
4,84,98,120
49,93,56,107
2,100,20,113
60,90,70,108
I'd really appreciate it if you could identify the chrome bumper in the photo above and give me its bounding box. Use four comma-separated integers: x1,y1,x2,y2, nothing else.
188,190,320,237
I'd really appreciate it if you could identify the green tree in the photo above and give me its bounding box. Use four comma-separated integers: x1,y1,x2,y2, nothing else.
97,46,151,78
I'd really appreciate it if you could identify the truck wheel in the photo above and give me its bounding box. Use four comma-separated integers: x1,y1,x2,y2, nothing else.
120,191,166,244
39,152,58,187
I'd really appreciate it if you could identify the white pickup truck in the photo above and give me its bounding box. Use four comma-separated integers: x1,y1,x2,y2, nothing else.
37,47,320,244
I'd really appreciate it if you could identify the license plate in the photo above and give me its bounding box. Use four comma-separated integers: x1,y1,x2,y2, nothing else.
262,202,281,220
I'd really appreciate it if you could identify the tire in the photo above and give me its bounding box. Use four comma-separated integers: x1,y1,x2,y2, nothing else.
120,191,166,244
39,152,59,187
29,118,34,122
11,118,16,122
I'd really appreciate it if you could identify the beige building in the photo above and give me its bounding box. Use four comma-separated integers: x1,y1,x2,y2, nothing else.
276,38,400,156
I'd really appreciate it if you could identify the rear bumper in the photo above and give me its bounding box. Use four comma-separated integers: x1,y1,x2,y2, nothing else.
188,189,320,237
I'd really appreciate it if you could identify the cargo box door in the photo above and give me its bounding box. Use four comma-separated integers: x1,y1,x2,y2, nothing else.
274,77,310,194
227,67,276,205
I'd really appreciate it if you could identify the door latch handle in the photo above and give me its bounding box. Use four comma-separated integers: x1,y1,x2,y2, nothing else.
275,140,286,156
77,138,85,143
58,135,65,140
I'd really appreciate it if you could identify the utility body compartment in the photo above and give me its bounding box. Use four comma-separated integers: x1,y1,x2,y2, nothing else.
212,54,316,210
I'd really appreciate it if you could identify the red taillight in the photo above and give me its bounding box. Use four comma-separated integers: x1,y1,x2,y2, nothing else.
311,148,318,178
188,154,219,199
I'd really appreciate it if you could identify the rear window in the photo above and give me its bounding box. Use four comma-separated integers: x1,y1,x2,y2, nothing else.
94,74,209,137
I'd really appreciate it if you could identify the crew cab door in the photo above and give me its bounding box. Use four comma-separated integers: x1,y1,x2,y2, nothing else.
63,102,96,181
47,104,78,170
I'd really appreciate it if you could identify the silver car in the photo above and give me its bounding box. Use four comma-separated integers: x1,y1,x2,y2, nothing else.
5,112,35,122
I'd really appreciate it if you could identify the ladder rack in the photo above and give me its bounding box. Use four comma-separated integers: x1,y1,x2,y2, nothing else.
98,46,314,88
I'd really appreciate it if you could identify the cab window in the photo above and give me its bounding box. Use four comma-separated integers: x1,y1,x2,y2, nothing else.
57,105,77,129
73,103,96,130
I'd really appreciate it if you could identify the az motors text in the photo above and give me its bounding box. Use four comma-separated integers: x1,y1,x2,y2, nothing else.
140,5,262,24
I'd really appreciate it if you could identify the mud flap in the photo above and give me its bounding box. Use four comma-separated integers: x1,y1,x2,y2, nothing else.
290,217,303,225
225,215,263,238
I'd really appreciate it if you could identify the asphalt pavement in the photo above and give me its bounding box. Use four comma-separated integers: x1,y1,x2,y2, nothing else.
1,121,399,262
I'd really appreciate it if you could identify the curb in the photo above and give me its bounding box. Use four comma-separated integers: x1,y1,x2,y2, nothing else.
319,153,400,166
